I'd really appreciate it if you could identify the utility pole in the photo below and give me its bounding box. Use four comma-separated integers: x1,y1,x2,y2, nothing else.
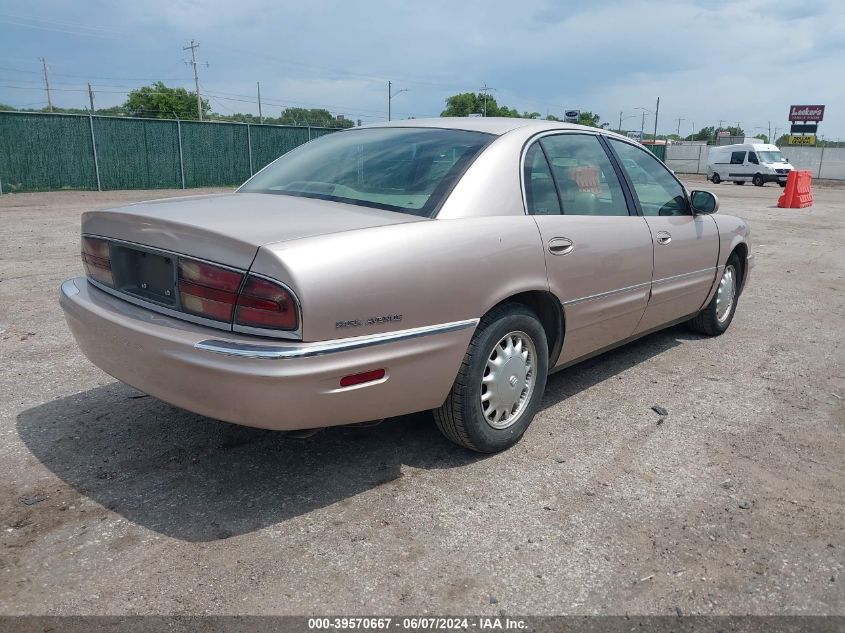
653,97,660,143
676,117,685,137
641,111,646,137
39,57,53,112
619,111,623,132
388,81,408,121
183,40,204,120
257,81,263,124
479,83,496,117
87,83,95,113
768,120,771,144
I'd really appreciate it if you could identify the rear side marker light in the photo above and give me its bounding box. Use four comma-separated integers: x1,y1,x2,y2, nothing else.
235,275,298,331
340,369,386,388
178,258,244,323
81,237,114,287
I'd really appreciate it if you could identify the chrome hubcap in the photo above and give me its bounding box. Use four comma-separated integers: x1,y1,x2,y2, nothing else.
481,331,537,429
716,264,736,323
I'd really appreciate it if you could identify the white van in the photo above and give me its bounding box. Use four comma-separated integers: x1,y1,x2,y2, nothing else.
707,143,794,187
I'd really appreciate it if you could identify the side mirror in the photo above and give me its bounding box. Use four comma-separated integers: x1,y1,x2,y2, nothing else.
690,190,719,214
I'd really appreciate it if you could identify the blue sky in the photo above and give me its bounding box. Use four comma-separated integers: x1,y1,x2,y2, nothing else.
1,0,843,138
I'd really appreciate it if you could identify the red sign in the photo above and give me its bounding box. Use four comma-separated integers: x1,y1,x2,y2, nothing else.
789,105,825,122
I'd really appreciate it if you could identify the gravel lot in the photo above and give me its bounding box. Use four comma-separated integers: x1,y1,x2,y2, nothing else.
1,178,843,616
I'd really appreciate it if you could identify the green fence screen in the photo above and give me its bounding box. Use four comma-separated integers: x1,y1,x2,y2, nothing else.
0,111,339,193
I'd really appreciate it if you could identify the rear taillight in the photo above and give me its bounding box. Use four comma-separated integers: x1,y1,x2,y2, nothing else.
81,237,113,286
178,258,244,322
234,275,298,331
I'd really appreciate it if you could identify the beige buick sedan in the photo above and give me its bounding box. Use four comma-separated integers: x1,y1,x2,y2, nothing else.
60,118,753,453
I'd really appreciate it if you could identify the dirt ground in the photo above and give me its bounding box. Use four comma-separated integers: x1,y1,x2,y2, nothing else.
0,178,843,616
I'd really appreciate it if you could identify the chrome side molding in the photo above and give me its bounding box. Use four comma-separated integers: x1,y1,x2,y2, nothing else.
195,318,480,359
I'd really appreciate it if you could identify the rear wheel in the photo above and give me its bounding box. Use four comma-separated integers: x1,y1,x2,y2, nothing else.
434,304,548,453
752,173,764,187
711,173,721,184
688,254,741,336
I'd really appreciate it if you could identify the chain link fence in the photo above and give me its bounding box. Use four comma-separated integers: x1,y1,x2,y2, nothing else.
0,111,338,193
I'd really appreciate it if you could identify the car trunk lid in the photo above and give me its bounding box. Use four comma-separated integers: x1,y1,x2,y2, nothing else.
82,192,426,270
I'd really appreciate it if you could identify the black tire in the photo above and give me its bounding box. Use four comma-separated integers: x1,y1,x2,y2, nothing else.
752,173,764,187
778,181,787,188
434,303,549,453
688,253,742,336
711,173,721,184
733,181,745,185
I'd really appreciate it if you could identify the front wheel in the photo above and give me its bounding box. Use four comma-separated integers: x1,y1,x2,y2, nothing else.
434,303,548,453
688,254,741,336
752,173,764,187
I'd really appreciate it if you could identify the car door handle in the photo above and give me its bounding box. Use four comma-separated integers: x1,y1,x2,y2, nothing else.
656,231,672,245
548,237,574,255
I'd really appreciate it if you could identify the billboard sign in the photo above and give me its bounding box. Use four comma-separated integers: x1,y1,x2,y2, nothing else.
564,109,580,123
787,134,816,146
790,123,818,134
788,105,825,122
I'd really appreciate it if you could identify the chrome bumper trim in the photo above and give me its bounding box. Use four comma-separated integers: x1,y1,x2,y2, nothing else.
195,318,480,359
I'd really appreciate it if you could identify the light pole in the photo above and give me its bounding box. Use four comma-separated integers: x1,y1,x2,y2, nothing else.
635,106,653,140
618,111,635,133
388,81,408,121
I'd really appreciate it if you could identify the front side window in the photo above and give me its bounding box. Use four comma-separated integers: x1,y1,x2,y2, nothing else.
730,151,746,164
608,139,690,216
538,134,628,216
240,127,492,217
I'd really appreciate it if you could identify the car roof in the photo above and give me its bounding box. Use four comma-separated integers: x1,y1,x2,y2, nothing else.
359,116,633,140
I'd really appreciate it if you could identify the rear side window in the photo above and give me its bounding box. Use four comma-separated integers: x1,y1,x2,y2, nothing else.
538,134,629,216
748,152,759,164
730,151,746,164
523,144,561,215
608,139,691,217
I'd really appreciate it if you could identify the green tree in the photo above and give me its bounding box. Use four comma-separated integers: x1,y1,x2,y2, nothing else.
686,126,716,142
577,111,608,128
0,103,16,111
279,107,353,128
441,92,524,118
753,133,769,143
125,82,209,119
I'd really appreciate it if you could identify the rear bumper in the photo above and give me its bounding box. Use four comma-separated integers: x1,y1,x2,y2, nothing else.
60,278,475,430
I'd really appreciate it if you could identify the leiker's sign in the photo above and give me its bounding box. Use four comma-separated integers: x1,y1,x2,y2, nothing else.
788,105,825,122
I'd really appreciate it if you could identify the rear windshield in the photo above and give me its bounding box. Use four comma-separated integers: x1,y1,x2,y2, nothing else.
239,127,493,217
